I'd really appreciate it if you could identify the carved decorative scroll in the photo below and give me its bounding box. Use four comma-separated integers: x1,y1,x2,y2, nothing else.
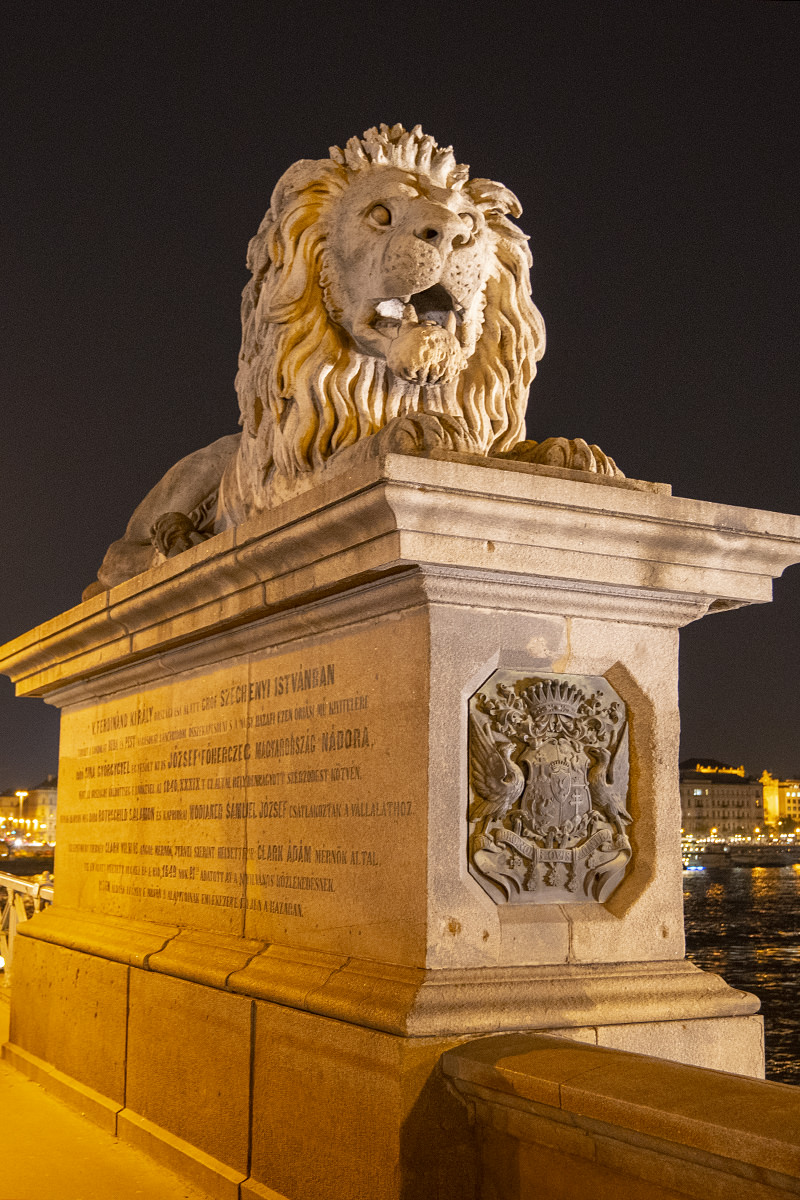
468,670,632,905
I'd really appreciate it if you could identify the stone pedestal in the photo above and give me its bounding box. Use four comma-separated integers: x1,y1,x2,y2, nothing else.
2,451,799,1199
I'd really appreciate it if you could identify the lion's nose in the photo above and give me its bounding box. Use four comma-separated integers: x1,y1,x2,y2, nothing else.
413,211,471,252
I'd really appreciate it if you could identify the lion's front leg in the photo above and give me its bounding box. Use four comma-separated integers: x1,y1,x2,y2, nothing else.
500,437,624,478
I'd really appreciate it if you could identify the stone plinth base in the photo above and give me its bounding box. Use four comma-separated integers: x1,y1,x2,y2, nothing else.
3,453,799,1197
6,929,763,1200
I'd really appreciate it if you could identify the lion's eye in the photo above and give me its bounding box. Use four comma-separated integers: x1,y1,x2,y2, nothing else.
458,212,477,231
368,204,392,227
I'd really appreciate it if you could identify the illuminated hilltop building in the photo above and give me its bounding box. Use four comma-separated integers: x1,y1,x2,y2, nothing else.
679,759,763,837
759,771,800,829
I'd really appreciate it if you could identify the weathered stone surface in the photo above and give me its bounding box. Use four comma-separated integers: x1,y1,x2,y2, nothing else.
592,1014,765,1077
444,1032,800,1196
249,999,476,1200
146,927,265,989
126,970,253,1175
12,913,760,1039
115,1109,246,1200
8,936,128,1104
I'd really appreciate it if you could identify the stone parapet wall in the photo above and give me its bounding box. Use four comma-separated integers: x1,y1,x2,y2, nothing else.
443,1033,800,1199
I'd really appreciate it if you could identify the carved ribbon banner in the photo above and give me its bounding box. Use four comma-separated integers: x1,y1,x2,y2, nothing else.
468,670,632,905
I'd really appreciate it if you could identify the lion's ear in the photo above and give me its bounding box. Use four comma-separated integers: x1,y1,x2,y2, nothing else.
269,158,343,215
464,178,523,220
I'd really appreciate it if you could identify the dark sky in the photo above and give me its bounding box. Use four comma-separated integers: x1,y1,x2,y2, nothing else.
1,2,798,790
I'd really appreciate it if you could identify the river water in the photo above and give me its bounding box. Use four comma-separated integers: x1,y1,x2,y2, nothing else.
683,864,800,1084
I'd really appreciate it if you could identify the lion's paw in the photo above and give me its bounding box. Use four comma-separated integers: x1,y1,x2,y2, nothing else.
371,412,483,457
502,437,624,478
150,512,207,558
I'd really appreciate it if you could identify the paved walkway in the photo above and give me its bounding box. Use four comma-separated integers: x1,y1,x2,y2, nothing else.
0,1031,214,1200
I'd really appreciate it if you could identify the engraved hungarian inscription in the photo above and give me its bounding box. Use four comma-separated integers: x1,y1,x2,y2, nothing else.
468,670,632,905
56,616,427,964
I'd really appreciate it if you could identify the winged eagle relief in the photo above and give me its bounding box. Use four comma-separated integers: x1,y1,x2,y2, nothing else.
468,671,632,905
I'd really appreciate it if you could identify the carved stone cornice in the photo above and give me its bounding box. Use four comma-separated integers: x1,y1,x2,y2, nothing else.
2,452,800,701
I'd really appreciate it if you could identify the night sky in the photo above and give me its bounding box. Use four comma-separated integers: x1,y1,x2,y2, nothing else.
1,3,798,791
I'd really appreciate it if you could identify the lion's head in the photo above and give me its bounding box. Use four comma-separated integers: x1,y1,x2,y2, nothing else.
231,124,545,512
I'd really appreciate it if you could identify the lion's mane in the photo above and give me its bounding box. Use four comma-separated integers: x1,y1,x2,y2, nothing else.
228,125,545,517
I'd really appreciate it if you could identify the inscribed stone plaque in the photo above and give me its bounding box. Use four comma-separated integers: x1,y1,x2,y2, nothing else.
57,615,428,964
468,670,632,905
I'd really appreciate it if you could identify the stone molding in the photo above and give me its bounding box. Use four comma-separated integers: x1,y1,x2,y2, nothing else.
19,908,759,1038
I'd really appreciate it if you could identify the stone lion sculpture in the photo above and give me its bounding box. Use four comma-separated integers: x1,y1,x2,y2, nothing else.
84,124,620,597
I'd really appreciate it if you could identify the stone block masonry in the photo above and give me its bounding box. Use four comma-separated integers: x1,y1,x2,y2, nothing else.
3,451,800,1196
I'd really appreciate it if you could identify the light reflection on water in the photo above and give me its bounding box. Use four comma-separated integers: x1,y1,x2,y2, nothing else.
684,867,800,1084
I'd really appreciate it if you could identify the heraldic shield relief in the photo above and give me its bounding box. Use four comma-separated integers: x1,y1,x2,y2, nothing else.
468,670,632,906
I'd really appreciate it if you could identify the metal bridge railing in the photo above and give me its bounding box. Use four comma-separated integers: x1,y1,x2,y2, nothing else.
0,871,54,975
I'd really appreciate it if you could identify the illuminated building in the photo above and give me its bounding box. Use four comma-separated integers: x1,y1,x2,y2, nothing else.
0,789,24,824
679,758,763,837
0,773,57,841
759,771,800,829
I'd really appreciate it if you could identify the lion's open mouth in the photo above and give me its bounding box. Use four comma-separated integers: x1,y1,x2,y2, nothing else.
372,284,464,340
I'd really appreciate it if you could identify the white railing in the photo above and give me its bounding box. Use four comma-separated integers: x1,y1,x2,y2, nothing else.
0,872,54,974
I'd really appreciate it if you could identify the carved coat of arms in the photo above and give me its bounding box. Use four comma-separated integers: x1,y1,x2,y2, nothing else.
468,671,632,905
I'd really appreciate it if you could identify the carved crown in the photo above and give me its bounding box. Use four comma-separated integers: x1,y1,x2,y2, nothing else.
525,681,584,720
